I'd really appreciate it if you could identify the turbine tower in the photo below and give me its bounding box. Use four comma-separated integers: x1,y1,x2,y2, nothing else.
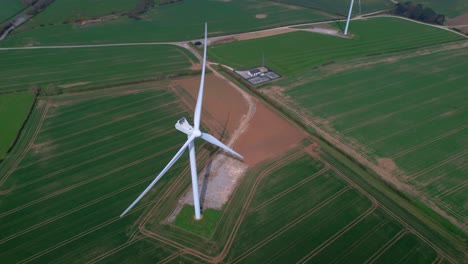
344,0,355,35
120,23,243,220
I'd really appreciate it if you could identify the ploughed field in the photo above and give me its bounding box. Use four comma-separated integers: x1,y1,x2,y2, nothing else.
277,46,468,230
0,92,35,161
3,0,338,46
208,17,465,77
0,44,196,93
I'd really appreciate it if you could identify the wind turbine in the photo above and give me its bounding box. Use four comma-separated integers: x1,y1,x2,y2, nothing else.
344,0,355,35
120,23,243,220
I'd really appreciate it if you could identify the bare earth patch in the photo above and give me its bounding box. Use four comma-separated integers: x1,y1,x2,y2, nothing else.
234,100,306,167
208,27,296,44
378,158,398,172
168,73,305,216
256,14,267,19
446,14,468,34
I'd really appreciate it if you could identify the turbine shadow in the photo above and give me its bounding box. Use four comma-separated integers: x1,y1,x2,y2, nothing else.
199,112,231,210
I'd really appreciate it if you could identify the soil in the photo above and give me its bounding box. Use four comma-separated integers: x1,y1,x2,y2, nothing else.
208,27,296,45
255,14,267,19
171,74,248,138
234,100,306,167
446,14,468,34
377,158,398,172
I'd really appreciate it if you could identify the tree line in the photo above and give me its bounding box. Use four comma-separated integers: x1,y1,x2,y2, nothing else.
392,1,445,25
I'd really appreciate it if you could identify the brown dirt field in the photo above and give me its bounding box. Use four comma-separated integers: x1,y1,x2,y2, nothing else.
255,14,267,19
234,100,306,166
446,14,468,34
171,74,248,139
171,72,306,167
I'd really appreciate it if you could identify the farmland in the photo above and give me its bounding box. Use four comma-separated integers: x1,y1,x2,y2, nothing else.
0,0,25,23
0,81,201,262
139,143,465,262
264,43,468,231
271,0,393,15
0,44,196,93
208,17,465,77
0,92,35,161
3,0,338,46
22,0,140,28
1,0,467,262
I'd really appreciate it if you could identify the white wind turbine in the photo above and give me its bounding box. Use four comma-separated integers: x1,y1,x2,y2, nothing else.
120,23,242,220
344,0,360,35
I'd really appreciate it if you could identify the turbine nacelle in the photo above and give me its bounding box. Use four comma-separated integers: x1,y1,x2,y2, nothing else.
175,117,202,137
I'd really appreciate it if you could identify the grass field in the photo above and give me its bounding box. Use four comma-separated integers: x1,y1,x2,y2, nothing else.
265,44,468,231
0,92,35,161
0,0,25,23
270,0,393,15
23,0,140,28
2,0,338,46
208,17,464,77
0,44,196,93
173,205,222,238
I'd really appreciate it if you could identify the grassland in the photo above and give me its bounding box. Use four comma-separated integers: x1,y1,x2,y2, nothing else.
208,17,464,77
0,92,35,160
23,0,140,28
0,44,196,93
2,0,338,46
173,205,222,238
271,0,393,15
0,0,25,23
264,44,468,231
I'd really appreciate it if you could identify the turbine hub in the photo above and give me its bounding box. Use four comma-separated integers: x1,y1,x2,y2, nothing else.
192,129,201,137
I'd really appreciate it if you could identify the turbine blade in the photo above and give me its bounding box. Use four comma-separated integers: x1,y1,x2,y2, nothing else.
200,132,243,159
194,22,208,130
120,135,196,217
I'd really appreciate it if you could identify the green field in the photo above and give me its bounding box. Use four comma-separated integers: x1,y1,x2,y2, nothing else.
0,81,199,262
0,0,25,23
208,17,464,77
271,0,393,15
140,144,465,262
23,0,140,27
0,82,465,262
3,0,338,46
0,92,35,160
0,44,196,93
264,45,468,230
